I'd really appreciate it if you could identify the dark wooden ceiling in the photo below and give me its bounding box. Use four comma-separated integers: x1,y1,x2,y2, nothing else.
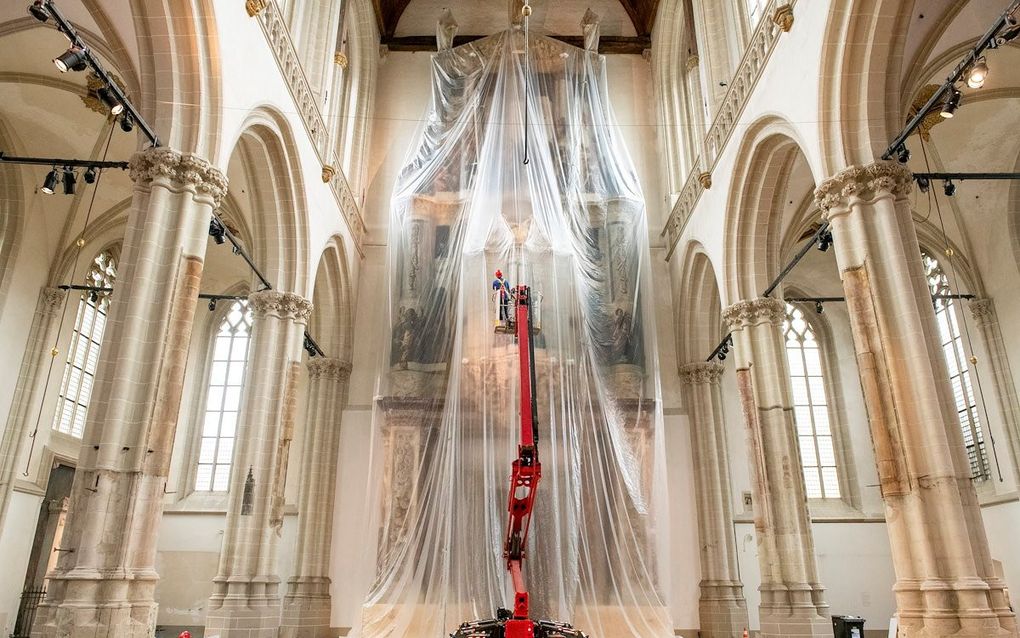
373,0,661,54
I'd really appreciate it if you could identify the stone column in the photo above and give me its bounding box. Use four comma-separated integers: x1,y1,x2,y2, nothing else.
815,162,1016,637
678,362,749,637
970,298,1020,486
722,297,830,638
205,290,312,638
0,287,66,529
32,148,226,638
280,357,351,638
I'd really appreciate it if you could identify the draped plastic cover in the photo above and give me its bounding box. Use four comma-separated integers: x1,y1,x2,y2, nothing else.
362,28,671,638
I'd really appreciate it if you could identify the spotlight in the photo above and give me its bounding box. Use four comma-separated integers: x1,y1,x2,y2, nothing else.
208,298,217,312
89,290,99,303
940,88,961,118
943,180,956,197
897,145,911,163
28,0,49,21
41,168,59,195
54,46,88,73
815,301,824,315
83,166,97,184
917,176,930,193
817,230,833,252
209,218,227,244
62,168,76,195
119,112,134,132
966,57,988,89
96,87,124,115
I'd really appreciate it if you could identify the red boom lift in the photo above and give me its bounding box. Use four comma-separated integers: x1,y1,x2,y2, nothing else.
451,285,587,638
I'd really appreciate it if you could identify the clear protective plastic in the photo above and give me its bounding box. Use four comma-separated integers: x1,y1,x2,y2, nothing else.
361,26,671,638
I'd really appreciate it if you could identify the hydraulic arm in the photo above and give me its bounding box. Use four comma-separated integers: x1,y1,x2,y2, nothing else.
452,284,587,638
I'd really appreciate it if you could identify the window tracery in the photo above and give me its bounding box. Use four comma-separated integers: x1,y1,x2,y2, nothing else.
195,300,253,492
52,249,118,438
783,303,840,499
922,251,989,480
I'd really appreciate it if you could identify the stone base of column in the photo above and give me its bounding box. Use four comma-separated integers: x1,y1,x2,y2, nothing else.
31,575,158,638
280,577,332,638
893,576,1017,638
699,580,750,637
759,583,830,638
205,586,282,638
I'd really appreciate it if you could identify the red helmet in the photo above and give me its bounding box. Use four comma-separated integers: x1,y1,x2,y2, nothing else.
178,632,191,638
495,270,502,279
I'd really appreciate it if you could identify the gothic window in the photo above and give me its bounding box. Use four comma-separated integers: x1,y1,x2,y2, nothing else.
922,251,990,480
784,303,840,499
52,249,118,438
195,300,253,492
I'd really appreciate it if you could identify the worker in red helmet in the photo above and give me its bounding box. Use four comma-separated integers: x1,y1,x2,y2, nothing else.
492,269,511,326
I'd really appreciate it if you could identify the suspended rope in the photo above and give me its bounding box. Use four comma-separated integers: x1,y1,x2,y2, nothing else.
22,123,116,476
522,0,532,165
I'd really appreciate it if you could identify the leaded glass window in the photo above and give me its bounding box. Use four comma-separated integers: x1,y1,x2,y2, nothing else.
922,251,989,480
53,250,118,438
195,300,252,492
784,303,840,499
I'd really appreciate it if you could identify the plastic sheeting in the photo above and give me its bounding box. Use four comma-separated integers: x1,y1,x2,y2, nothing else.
362,26,671,638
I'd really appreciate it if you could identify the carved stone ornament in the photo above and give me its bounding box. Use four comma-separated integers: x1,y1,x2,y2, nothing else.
41,287,66,315
307,357,353,381
697,171,712,190
129,147,228,208
248,290,313,321
772,4,794,32
685,54,700,71
813,160,913,214
722,297,786,331
678,361,724,386
321,164,336,183
334,51,349,68
246,0,267,17
969,298,993,323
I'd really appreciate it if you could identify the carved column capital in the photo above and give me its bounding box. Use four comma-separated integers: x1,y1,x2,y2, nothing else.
969,298,995,325
722,297,786,331
307,357,352,381
814,160,912,215
129,147,228,208
248,290,313,322
40,286,66,316
679,361,725,386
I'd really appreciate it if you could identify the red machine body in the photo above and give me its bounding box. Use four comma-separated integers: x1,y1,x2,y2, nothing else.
451,283,585,638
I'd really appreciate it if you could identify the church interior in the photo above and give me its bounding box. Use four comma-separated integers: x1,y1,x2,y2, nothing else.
1,1,1019,637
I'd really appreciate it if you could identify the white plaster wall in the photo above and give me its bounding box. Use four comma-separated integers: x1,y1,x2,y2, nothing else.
0,491,42,635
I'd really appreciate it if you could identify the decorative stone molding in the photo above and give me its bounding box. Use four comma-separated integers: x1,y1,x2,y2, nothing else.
685,54,700,71
321,165,336,183
678,361,724,386
772,4,794,32
908,84,945,141
334,51,349,68
813,161,913,214
252,0,366,252
697,171,712,190
661,0,799,260
307,357,352,381
246,0,267,17
969,298,993,324
248,290,313,321
41,287,66,315
129,147,228,208
722,297,786,330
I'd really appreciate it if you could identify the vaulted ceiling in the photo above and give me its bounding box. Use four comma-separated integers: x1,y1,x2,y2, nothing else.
373,0,660,53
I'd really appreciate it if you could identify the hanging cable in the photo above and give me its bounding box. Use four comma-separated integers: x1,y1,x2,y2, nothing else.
920,136,1003,483
521,0,532,165
22,124,115,476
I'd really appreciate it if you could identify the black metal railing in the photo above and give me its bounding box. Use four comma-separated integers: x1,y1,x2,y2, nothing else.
10,586,46,638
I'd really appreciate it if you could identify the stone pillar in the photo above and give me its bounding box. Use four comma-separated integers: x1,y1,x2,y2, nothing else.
205,291,312,637
31,148,226,638
678,362,749,637
280,357,351,638
815,162,1017,637
0,287,66,529
722,297,830,638
970,298,1020,486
